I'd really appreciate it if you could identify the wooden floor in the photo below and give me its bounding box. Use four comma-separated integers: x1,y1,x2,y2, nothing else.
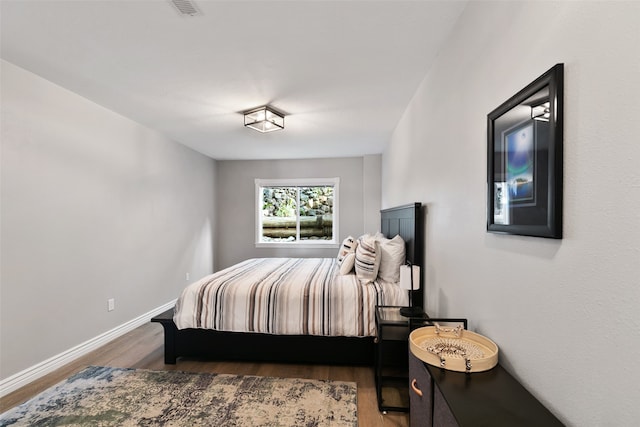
1,322,409,426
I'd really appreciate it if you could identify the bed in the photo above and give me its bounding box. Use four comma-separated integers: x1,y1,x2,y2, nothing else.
152,202,423,365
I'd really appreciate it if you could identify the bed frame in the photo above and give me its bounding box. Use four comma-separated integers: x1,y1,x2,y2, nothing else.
152,202,423,365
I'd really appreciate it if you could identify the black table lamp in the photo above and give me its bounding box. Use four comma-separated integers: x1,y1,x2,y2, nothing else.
399,262,424,317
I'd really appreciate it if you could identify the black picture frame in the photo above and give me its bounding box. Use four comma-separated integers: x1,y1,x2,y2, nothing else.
487,64,564,239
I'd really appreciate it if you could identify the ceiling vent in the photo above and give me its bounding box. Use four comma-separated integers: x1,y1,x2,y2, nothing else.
169,0,201,17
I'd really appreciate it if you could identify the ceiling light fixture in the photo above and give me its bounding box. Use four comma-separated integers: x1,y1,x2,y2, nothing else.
244,106,285,133
169,0,201,16
531,101,550,121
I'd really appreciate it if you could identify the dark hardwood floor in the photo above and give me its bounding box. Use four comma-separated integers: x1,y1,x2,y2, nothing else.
0,322,409,426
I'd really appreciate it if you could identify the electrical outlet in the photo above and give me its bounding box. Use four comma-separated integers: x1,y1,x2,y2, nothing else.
108,298,115,312
186,272,190,281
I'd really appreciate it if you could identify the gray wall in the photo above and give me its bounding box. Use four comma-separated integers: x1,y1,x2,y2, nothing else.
0,61,217,380
382,2,640,426
215,156,380,270
363,154,382,234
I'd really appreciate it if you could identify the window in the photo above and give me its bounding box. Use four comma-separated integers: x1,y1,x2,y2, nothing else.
255,178,339,247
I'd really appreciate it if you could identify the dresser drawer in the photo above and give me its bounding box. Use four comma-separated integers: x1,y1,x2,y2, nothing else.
408,352,432,427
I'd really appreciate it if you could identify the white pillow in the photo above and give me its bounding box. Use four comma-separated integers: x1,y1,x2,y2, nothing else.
376,234,406,283
354,234,380,284
337,235,358,263
338,252,356,275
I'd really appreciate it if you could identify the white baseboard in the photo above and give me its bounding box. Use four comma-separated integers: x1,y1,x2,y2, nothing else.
0,300,176,398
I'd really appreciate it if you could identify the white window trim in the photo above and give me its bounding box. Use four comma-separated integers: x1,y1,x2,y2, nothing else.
255,178,340,248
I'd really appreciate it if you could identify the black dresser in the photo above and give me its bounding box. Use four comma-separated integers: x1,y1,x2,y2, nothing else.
409,352,565,426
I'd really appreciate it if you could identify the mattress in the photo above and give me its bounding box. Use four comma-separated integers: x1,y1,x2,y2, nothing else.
174,257,407,337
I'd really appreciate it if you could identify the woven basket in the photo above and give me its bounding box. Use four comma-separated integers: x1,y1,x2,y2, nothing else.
409,325,499,373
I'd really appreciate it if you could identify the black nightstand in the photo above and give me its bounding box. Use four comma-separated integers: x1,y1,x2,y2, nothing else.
375,305,426,413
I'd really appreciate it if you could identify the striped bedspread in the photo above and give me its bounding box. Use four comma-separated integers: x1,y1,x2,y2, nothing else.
174,258,408,337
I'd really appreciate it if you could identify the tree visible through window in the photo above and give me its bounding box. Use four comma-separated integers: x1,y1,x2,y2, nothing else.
256,179,338,245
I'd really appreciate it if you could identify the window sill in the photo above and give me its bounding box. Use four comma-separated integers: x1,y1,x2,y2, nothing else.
255,242,339,249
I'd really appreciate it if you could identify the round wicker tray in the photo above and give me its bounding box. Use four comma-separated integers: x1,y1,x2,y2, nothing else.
409,325,499,373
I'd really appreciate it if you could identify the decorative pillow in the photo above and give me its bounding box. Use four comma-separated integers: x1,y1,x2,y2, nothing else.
337,236,358,263
376,234,406,283
354,234,381,284
338,252,356,275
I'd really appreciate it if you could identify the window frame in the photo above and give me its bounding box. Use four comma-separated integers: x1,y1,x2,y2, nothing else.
255,178,339,248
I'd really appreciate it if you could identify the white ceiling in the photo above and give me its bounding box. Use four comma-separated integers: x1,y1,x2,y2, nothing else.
1,0,467,160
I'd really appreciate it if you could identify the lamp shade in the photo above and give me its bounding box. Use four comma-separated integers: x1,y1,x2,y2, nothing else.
399,265,420,290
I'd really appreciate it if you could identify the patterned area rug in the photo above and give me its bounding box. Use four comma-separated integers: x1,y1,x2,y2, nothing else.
1,366,357,426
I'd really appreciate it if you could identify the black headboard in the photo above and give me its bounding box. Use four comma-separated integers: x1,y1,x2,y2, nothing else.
380,203,424,310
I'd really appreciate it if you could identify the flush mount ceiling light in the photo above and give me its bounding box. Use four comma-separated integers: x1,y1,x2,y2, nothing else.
169,0,201,16
244,106,285,133
531,101,551,121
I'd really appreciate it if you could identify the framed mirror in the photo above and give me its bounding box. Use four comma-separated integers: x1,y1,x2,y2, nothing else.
487,63,564,239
